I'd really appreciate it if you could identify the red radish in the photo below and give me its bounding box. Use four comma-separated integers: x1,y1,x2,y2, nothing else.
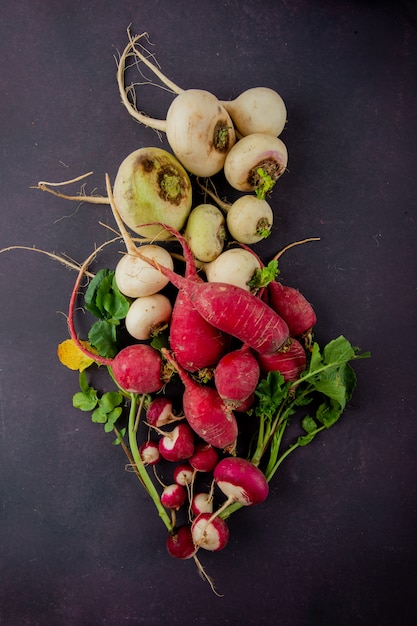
191,492,214,516
139,441,160,465
161,484,187,510
189,443,219,473
67,252,165,394
146,397,182,427
158,423,195,462
213,457,269,506
214,345,260,403
162,349,238,451
166,525,197,559
257,337,307,382
191,513,229,551
233,393,255,412
173,463,194,487
267,281,316,338
162,223,230,372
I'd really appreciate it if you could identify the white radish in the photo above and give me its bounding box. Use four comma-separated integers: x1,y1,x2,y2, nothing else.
184,204,226,262
113,147,192,239
224,133,288,196
221,87,287,137
117,34,236,177
202,248,261,291
125,293,172,341
115,244,174,298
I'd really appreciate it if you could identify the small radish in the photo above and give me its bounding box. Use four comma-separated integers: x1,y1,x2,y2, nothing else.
125,293,172,341
191,513,229,551
214,345,260,404
115,244,174,298
166,525,197,559
162,349,238,451
213,457,269,506
189,443,219,474
158,423,195,462
221,87,287,137
184,204,226,262
257,337,307,382
173,463,194,487
139,441,161,465
202,248,262,292
146,397,181,427
191,492,214,516
267,281,317,338
223,133,288,196
161,484,187,511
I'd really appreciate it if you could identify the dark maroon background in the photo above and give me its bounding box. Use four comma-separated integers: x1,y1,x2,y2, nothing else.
1,1,416,625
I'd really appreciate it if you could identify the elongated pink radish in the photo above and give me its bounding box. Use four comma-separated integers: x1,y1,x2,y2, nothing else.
162,222,230,371
267,281,316,338
67,255,164,394
257,337,307,382
214,344,260,404
162,348,238,451
213,457,269,506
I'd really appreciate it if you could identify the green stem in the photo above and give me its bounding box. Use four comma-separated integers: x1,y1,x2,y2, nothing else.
265,425,326,482
127,393,173,532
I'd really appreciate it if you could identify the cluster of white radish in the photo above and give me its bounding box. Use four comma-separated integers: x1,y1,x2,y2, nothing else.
113,31,289,340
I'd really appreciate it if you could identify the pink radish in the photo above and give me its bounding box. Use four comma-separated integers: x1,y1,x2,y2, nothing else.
191,492,214,516
158,423,195,462
173,463,194,487
267,281,316,338
191,513,229,551
146,397,182,427
162,348,238,451
166,525,197,559
161,484,187,511
139,441,161,465
214,344,260,404
257,337,307,382
213,457,269,506
189,443,219,473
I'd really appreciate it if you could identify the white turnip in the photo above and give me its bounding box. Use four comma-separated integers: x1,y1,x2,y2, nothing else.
221,87,287,137
202,248,262,292
184,204,226,262
125,293,172,340
115,244,174,298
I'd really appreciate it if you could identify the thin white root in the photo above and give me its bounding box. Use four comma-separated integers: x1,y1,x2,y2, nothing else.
272,237,321,262
0,245,94,278
116,28,182,131
193,554,223,597
196,178,231,213
33,172,110,205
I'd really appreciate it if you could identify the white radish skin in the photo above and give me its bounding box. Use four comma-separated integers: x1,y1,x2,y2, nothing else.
226,195,274,244
191,493,214,516
224,133,288,193
222,87,287,137
125,293,172,341
166,90,236,177
203,248,261,291
115,244,174,298
184,204,226,262
113,148,192,240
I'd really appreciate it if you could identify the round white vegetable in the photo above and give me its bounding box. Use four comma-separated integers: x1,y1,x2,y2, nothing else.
115,245,174,298
203,248,261,291
184,204,226,262
125,294,172,340
222,87,287,137
226,195,274,244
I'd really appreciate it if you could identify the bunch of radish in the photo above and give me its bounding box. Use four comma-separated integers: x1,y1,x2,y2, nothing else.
1,28,368,593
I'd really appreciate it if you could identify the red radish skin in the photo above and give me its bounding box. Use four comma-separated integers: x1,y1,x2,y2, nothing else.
146,397,181,427
214,345,260,403
134,248,289,354
257,337,307,382
189,443,219,473
213,457,269,506
158,222,230,372
158,423,195,462
166,525,197,559
267,281,316,337
233,393,255,412
191,513,229,551
162,349,238,450
161,484,187,510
